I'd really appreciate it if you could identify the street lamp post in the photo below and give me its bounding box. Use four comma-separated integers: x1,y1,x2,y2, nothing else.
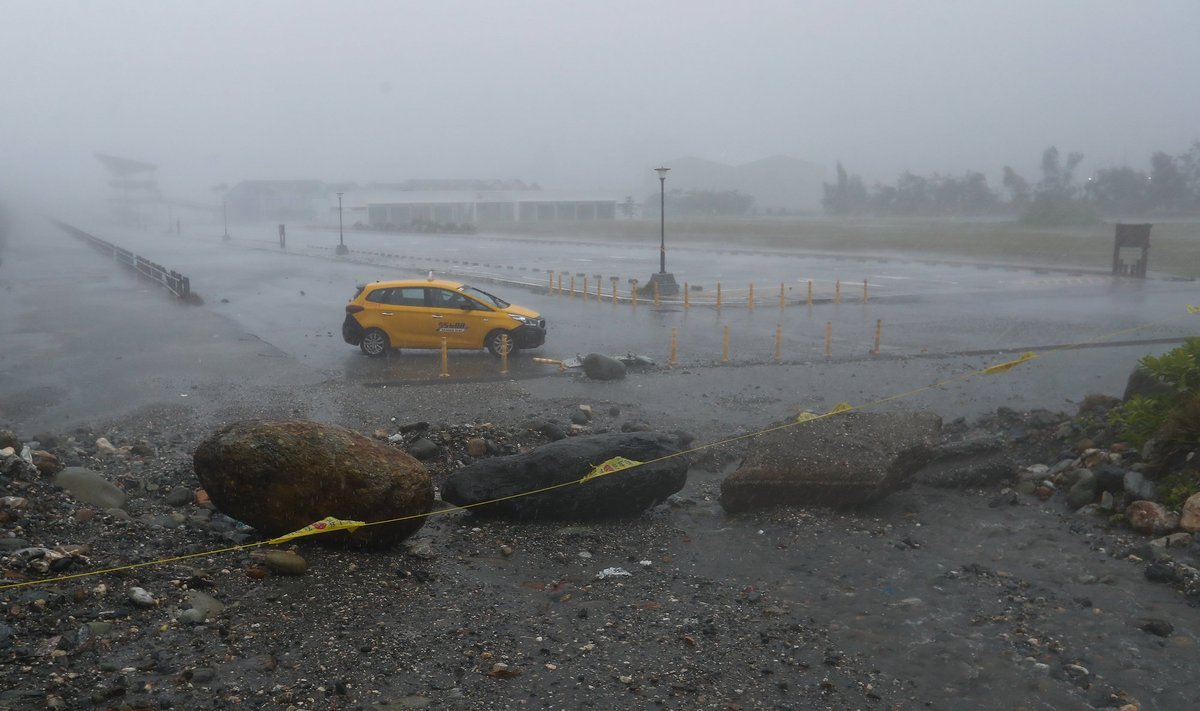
335,192,348,255
647,166,679,296
222,197,230,240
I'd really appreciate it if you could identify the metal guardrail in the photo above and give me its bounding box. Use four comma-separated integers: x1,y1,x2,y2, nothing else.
54,221,192,299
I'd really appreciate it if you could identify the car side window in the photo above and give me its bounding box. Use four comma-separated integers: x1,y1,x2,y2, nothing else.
431,289,472,310
365,288,391,304
387,287,425,306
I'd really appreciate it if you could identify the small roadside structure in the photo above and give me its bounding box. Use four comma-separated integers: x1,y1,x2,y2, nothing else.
1112,223,1151,278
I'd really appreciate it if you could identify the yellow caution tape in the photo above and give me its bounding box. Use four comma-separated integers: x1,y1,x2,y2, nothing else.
795,411,820,423
1188,305,1200,314
267,516,367,544
828,402,854,414
982,352,1038,374
580,456,643,483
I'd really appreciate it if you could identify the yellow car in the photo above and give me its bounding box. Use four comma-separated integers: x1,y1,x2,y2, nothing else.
342,278,546,357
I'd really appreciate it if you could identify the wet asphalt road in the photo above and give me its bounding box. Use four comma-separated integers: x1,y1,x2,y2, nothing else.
2,215,1198,435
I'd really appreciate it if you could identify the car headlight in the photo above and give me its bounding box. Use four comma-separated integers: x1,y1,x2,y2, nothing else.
509,314,535,325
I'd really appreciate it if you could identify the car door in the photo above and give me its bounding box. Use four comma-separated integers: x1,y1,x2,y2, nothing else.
358,287,406,341
385,286,436,347
427,288,492,347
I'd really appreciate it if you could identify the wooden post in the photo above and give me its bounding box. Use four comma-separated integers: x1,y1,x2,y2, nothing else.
722,325,730,363
748,283,755,310
779,283,785,309
611,277,619,304
825,321,832,359
683,283,690,309
835,280,841,304
807,280,813,306
863,279,869,304
716,282,722,309
653,280,660,306
873,319,882,355
669,328,677,368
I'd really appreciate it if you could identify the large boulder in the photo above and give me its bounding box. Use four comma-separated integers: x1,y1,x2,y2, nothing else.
441,432,686,519
1181,492,1200,533
720,411,941,512
193,420,432,547
582,353,626,381
1123,366,1175,402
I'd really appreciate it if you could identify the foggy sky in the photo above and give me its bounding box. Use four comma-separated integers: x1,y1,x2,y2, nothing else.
3,0,1198,208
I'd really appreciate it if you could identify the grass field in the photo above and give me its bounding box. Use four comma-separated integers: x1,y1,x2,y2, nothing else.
488,218,1200,278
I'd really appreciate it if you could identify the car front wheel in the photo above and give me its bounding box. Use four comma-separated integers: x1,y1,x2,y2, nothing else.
485,330,517,357
360,328,391,357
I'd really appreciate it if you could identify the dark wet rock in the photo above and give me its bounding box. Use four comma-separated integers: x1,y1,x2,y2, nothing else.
1067,472,1097,510
1093,466,1127,495
0,429,19,449
163,486,193,507
193,419,433,546
408,437,439,461
442,432,687,519
620,420,652,433
398,421,430,434
0,622,12,648
719,411,941,511
536,422,566,441
582,353,626,381
1145,561,1179,583
570,410,591,426
916,433,1012,487
1123,366,1175,402
1141,618,1174,637
53,467,126,509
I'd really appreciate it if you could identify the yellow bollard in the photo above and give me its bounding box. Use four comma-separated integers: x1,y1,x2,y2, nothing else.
722,324,730,363
874,319,882,355
557,273,563,294
669,328,677,367
548,271,554,291
570,275,576,298
748,283,755,310
807,280,813,306
631,280,639,307
825,321,832,359
863,279,869,304
439,337,450,378
779,283,785,309
595,275,602,301
611,277,619,304
683,283,690,309
582,275,589,300
774,324,782,362
716,282,723,309
533,357,567,372
500,334,509,375
653,280,660,306
835,280,841,304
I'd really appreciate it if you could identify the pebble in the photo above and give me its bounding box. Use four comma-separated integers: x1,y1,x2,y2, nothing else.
127,587,156,608
262,550,308,576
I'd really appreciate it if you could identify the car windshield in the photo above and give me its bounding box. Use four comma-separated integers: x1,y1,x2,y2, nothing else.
459,285,509,308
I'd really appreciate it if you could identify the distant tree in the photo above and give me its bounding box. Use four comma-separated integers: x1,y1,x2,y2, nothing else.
1148,151,1190,213
1001,166,1030,213
1180,141,1200,209
1021,147,1097,226
822,162,869,215
1086,166,1149,217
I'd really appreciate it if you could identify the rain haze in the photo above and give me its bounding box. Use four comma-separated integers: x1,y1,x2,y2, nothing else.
5,3,1200,710
2,0,1199,206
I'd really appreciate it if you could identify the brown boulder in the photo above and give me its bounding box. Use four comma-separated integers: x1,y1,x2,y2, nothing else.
1180,492,1200,533
193,420,432,547
1126,500,1179,536
720,411,941,512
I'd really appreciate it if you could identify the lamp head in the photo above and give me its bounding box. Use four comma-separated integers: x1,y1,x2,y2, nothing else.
654,167,670,180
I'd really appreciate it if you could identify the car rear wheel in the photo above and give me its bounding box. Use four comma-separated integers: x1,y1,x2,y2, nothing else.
360,328,391,357
485,329,517,357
